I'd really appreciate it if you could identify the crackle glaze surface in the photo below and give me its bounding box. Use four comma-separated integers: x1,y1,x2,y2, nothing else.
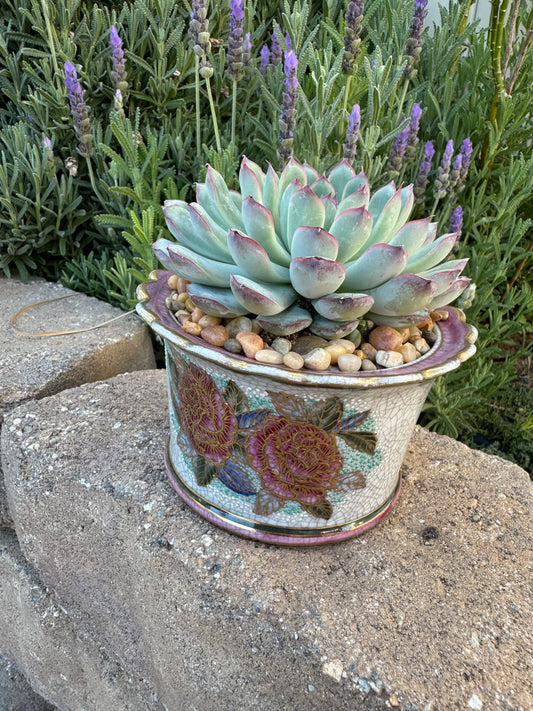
166,343,432,541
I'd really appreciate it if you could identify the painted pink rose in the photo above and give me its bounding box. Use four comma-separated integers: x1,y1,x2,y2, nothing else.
247,416,343,505
179,363,237,464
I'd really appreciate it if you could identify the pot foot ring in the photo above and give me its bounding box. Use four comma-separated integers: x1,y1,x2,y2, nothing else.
164,442,401,547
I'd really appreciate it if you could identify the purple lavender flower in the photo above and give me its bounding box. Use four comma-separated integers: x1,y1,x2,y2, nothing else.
414,140,435,200
405,103,422,162
285,33,292,51
458,137,473,188
243,32,252,79
278,50,298,162
342,0,364,75
388,125,409,174
260,44,270,77
189,0,213,78
271,24,282,66
404,0,428,79
43,137,53,151
228,0,245,81
343,104,360,163
110,26,128,100
64,61,94,156
434,139,454,198
450,205,463,235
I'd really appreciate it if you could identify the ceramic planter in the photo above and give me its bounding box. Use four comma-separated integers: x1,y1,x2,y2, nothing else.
137,270,477,546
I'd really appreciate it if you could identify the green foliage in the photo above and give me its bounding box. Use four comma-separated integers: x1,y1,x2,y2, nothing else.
0,0,532,466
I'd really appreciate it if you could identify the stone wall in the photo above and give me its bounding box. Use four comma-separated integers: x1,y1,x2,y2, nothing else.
1,366,531,711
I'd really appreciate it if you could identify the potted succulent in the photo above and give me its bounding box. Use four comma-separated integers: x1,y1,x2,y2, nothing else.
136,156,477,545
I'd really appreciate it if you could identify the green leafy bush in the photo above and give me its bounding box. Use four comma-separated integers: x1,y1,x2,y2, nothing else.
0,0,531,469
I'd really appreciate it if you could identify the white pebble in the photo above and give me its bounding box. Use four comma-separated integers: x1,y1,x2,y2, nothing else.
254,349,283,365
303,348,331,371
376,350,404,368
361,359,377,371
283,352,304,370
271,337,292,355
410,337,431,354
337,354,362,372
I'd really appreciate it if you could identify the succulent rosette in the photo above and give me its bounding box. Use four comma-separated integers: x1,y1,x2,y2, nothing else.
247,416,343,505
154,157,470,338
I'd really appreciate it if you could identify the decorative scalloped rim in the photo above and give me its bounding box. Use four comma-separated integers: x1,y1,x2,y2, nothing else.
136,270,477,389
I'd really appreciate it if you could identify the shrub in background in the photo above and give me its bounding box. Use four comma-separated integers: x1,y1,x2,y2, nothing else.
0,0,531,468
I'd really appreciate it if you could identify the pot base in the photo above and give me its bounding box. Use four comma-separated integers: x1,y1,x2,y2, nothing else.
165,442,401,546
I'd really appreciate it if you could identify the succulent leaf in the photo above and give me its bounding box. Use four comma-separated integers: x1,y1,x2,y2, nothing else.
365,186,403,249
404,232,458,273
154,239,246,287
256,304,313,336
241,197,290,267
337,185,370,212
393,185,415,232
429,277,471,308
368,309,430,327
289,256,345,299
261,163,281,236
279,178,303,247
310,176,335,198
286,186,326,249
388,216,433,255
341,172,370,201
343,243,407,290
291,226,339,260
323,195,338,232
309,314,360,339
230,274,297,315
239,161,263,202
240,156,264,190
327,159,356,197
311,293,375,321
329,207,373,262
186,283,250,317
228,229,290,283
279,157,308,194
366,274,437,316
302,162,320,184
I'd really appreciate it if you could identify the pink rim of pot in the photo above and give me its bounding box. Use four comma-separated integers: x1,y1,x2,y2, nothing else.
137,270,478,389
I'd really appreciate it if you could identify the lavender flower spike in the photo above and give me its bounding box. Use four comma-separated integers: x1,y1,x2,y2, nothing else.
404,0,428,79
414,140,435,200
278,50,298,163
388,125,409,175
271,24,282,66
450,205,463,236
449,153,462,192
342,0,364,75
243,32,252,80
228,0,245,82
189,0,213,78
434,139,454,198
64,61,94,156
260,44,270,77
343,103,360,163
458,137,473,188
405,103,422,162
110,26,128,100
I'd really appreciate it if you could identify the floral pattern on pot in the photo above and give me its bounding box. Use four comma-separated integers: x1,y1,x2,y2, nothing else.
168,349,378,520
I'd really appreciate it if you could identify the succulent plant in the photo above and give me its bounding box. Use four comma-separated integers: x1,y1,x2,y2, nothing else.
153,157,470,339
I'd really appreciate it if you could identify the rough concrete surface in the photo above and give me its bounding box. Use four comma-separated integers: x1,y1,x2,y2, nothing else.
0,277,155,526
0,528,151,710
1,370,532,711
0,651,56,711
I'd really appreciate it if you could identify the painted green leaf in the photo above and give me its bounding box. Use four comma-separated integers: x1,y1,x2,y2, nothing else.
193,457,216,486
224,380,249,413
253,490,284,516
267,391,308,422
336,470,366,492
338,410,371,432
309,397,344,431
339,431,377,456
176,428,195,458
302,498,333,520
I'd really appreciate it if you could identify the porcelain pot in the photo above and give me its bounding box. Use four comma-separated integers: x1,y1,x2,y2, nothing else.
137,270,477,546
